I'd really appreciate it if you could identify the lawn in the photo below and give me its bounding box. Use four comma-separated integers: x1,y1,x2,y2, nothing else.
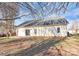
0,35,79,56
0,36,58,56
45,34,79,56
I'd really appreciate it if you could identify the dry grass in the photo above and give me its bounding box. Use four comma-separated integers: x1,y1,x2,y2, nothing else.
0,36,60,55
43,35,79,56
0,36,79,56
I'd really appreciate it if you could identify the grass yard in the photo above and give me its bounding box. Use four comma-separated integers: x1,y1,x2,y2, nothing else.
0,35,79,56
43,34,79,56
0,36,56,55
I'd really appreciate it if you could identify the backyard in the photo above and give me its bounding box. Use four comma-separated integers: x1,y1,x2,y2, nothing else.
0,35,79,56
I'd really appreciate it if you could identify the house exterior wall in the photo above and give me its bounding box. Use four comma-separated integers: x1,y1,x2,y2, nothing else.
17,25,67,37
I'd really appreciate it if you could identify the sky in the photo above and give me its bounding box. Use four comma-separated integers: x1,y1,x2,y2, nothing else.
15,3,79,28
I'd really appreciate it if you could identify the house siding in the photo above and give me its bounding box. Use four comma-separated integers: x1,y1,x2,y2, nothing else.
17,25,67,37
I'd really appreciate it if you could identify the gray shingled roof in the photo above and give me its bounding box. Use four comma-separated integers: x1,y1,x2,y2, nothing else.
17,17,69,27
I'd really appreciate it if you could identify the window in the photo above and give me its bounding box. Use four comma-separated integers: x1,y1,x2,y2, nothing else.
25,29,30,35
34,29,37,35
57,27,60,33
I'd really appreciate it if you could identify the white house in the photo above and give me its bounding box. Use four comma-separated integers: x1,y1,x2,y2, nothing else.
16,17,68,37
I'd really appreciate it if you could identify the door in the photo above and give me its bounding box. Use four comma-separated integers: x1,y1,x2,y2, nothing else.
25,29,30,35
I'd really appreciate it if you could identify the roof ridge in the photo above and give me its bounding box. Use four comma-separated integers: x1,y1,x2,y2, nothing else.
17,17,68,27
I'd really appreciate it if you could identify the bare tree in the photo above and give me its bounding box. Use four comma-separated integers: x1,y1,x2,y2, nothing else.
0,2,79,37
0,2,18,37
71,20,79,34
